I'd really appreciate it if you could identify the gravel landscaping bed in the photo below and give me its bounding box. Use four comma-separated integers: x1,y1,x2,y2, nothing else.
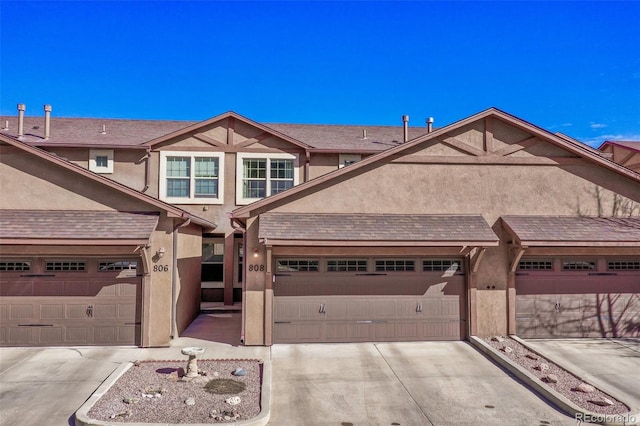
87,359,262,424
486,336,629,415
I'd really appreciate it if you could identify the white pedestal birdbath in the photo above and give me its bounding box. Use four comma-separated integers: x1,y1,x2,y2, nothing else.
181,347,205,378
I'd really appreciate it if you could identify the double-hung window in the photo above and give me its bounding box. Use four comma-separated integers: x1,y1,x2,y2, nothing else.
236,153,298,204
160,151,224,204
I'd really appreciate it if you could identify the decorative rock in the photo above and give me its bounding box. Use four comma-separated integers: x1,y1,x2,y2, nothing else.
525,353,539,361
233,367,247,376
492,336,505,343
167,371,180,382
213,371,220,377
133,360,141,367
226,396,241,405
224,416,231,421
185,397,196,406
589,398,614,407
543,374,558,384
122,397,139,404
574,383,596,393
501,346,513,354
110,410,132,419
535,363,549,372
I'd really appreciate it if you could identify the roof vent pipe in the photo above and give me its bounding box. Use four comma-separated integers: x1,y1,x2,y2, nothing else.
44,104,52,140
426,117,434,133
362,129,367,139
17,103,25,138
101,124,106,134
3,120,8,130
402,115,409,142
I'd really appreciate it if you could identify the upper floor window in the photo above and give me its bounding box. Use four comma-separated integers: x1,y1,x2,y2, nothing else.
339,154,362,168
89,149,114,174
236,153,299,205
159,151,224,204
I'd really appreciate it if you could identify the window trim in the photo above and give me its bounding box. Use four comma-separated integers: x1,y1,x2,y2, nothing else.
89,149,114,174
236,153,299,205
159,151,224,204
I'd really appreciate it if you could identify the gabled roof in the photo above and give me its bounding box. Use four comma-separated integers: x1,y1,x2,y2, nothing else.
0,112,429,152
0,134,216,231
142,111,312,150
232,107,640,219
259,213,499,246
0,210,160,245
502,215,640,247
599,140,640,154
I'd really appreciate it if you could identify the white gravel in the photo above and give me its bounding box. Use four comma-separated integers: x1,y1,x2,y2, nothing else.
486,337,630,415
87,359,262,424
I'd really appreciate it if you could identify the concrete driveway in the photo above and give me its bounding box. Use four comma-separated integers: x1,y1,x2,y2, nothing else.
523,338,640,410
269,341,574,426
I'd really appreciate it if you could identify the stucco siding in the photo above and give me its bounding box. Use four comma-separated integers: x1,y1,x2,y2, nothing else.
0,146,150,211
175,223,203,335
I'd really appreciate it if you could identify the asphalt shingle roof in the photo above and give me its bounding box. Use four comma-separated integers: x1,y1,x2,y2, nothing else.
0,115,432,151
259,213,498,243
0,210,159,240
501,215,640,244
0,116,192,148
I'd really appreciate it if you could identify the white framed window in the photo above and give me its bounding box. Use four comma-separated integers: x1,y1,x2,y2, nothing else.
339,154,361,168
89,149,114,173
159,151,224,204
236,153,299,205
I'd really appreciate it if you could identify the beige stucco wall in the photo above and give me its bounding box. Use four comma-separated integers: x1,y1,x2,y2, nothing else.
0,145,151,211
175,223,203,335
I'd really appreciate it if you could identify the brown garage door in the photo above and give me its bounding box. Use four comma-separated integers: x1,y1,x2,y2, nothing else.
0,258,142,346
516,257,640,338
273,257,466,343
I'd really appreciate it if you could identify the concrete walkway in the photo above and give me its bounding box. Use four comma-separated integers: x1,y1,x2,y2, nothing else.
269,341,574,425
523,338,640,410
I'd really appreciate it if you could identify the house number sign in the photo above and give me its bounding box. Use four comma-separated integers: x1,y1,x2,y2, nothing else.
248,264,265,272
153,265,169,272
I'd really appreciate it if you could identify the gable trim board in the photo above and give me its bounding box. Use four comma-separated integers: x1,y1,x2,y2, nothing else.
143,111,313,151
0,135,214,347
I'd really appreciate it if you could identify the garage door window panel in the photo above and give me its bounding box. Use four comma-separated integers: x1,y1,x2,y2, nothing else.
375,260,415,272
517,260,554,271
45,261,86,272
562,260,596,271
327,260,368,272
276,259,319,272
99,261,137,271
423,260,463,274
0,261,31,271
608,260,640,271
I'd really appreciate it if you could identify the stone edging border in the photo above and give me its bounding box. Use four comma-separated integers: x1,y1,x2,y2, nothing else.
74,358,271,426
469,336,639,426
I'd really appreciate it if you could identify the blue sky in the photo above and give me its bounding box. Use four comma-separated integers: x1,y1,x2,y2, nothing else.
1,1,639,147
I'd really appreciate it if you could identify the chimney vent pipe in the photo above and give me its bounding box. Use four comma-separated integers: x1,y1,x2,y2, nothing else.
44,104,52,140
402,115,409,142
17,103,26,138
426,117,434,133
